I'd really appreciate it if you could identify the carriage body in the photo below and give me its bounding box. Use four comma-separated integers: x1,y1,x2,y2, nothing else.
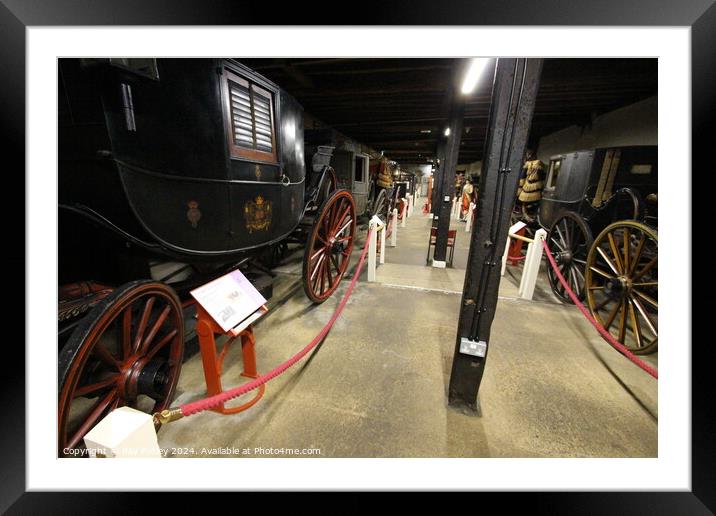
59,58,309,285
330,148,371,216
538,145,658,232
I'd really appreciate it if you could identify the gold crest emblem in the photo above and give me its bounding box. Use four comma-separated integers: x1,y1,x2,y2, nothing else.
255,164,262,180
244,195,272,233
187,200,201,228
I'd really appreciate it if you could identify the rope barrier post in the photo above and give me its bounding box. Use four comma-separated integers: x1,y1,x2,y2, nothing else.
390,208,398,247
465,202,475,232
401,198,407,227
367,218,379,282
501,234,511,277
519,228,546,300
406,194,413,218
379,217,386,264
451,197,458,220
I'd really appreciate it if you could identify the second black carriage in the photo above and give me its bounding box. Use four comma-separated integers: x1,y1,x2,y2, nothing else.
538,145,658,354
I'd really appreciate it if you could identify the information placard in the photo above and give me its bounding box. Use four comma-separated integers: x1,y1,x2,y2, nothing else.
190,269,267,333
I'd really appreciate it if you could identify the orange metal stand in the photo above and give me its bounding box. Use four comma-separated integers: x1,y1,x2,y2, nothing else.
508,226,526,265
194,305,265,415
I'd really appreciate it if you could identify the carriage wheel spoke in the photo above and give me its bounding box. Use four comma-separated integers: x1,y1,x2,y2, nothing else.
618,300,627,343
632,281,658,287
555,225,568,251
628,299,643,348
549,237,565,252
93,342,120,371
67,388,118,450
139,305,170,355
631,294,657,337
633,256,657,281
121,308,132,360
589,265,615,280
603,300,622,330
633,288,658,309
607,233,624,273
132,297,156,354
74,376,119,398
629,234,646,275
570,266,581,297
594,294,611,312
622,227,630,273
596,247,620,275
145,328,178,361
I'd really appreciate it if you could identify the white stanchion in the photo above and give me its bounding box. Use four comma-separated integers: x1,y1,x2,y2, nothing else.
379,218,386,264
390,208,398,247
518,228,547,300
465,202,475,232
451,198,458,219
367,215,386,282
406,195,413,218
400,198,407,227
83,406,162,458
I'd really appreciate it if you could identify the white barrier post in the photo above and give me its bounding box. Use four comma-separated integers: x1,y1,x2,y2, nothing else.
406,195,412,218
367,218,378,282
501,233,511,277
83,406,162,458
390,208,398,247
519,228,547,300
401,198,407,227
379,219,386,264
451,198,458,219
465,202,475,232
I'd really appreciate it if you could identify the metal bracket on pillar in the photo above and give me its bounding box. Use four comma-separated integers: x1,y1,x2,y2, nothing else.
448,58,543,411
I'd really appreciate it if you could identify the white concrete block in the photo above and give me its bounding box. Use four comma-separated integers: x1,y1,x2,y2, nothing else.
83,406,162,458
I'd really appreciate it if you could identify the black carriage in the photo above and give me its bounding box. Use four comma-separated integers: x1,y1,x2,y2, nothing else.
57,58,357,454
538,146,658,354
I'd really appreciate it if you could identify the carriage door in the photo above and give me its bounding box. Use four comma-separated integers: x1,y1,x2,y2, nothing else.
352,153,369,214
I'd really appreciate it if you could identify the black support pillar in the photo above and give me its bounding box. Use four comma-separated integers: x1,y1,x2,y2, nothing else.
448,58,543,411
433,101,465,265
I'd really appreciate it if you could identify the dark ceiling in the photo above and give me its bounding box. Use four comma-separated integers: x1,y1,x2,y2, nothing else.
240,58,657,166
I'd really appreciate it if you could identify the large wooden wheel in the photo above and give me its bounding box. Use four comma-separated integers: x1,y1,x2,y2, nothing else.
585,221,658,354
546,212,593,303
302,189,356,304
58,281,184,456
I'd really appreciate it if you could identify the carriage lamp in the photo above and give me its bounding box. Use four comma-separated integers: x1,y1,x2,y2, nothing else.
461,58,491,94
444,127,451,137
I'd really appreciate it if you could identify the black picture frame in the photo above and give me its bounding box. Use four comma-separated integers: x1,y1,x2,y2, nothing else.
2,1,709,512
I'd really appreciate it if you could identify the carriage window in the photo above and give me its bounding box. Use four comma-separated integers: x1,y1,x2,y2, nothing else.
547,159,562,189
630,164,653,175
354,156,365,183
224,70,277,163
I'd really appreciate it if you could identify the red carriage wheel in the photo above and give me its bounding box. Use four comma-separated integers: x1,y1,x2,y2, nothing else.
302,189,357,304
58,280,184,456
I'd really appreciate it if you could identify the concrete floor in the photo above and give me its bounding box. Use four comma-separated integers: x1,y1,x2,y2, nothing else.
158,202,657,457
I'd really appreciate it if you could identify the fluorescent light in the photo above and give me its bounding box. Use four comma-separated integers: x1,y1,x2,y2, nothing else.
461,58,490,94
444,127,451,137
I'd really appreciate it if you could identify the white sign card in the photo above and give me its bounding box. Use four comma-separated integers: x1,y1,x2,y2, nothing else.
190,269,268,333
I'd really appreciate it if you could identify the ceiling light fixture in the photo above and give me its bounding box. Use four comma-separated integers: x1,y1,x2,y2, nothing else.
444,127,451,137
461,58,491,95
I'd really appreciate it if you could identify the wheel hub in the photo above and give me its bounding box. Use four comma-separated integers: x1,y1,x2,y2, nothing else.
557,250,573,264
604,276,629,299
